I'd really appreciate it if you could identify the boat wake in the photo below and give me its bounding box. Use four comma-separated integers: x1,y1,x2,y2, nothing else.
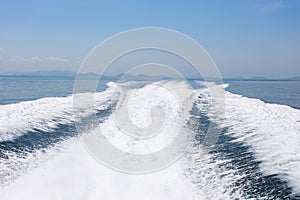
0,80,299,199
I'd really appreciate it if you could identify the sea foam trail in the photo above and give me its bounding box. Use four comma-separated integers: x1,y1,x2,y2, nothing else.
0,141,244,200
87,80,243,199
0,81,196,200
0,80,243,200
0,82,118,187
0,82,118,142
0,140,196,200
196,82,300,193
183,146,244,199
98,80,196,155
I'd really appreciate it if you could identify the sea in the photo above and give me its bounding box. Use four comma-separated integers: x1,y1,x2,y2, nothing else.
0,76,299,200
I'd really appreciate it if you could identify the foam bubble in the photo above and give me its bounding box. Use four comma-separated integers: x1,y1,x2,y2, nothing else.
195,82,300,193
0,82,118,141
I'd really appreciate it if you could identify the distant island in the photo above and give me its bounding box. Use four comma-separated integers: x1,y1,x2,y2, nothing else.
0,71,300,81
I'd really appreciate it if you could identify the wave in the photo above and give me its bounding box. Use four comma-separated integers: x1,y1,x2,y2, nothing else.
183,144,244,199
195,81,300,194
97,80,195,155
0,80,245,199
0,139,197,200
0,82,118,142
1,80,299,199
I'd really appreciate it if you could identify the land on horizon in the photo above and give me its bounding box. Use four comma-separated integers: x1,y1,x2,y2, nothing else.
0,70,300,81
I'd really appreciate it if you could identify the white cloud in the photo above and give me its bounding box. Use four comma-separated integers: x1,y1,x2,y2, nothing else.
9,56,39,63
29,57,42,62
255,0,283,13
9,56,69,63
45,57,69,62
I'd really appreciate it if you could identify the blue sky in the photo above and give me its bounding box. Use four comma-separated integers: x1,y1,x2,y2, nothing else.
0,0,299,78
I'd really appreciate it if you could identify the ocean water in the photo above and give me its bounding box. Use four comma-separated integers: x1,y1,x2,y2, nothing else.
0,76,299,200
0,76,74,105
226,80,300,109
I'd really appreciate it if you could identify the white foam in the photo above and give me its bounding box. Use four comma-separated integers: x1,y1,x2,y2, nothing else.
100,81,196,154
0,137,242,200
195,82,300,193
0,81,246,200
0,80,198,199
0,138,73,186
0,82,118,141
0,140,197,200
183,146,243,199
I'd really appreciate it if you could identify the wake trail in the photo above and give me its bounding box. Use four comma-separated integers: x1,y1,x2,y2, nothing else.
194,81,300,197
0,80,247,200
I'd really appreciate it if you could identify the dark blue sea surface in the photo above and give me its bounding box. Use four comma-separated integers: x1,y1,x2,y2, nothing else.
0,76,109,105
225,80,300,109
1,76,299,109
0,76,74,105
